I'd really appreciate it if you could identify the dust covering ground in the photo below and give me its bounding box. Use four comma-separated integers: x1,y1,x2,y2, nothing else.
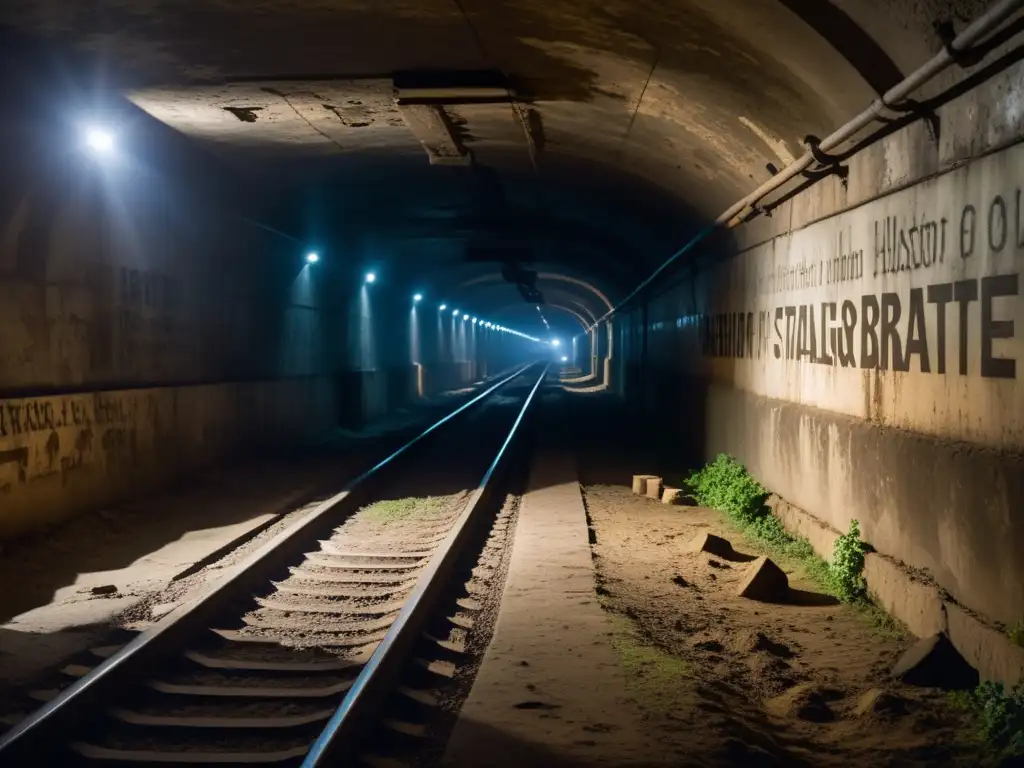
579,479,982,767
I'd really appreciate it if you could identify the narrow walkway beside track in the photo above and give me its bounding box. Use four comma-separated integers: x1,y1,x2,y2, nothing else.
442,450,663,767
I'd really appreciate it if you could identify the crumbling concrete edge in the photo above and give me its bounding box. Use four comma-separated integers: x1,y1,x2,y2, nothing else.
765,494,1024,687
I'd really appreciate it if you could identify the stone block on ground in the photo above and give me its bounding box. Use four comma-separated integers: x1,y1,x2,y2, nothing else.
661,487,684,504
631,475,657,495
687,531,735,558
735,556,789,602
645,477,663,499
891,632,979,690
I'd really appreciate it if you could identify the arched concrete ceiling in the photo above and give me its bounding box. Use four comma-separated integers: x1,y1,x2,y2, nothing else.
449,278,605,324
0,0,987,301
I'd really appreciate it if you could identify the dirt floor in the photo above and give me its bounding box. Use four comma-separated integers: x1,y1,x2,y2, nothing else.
579,480,984,767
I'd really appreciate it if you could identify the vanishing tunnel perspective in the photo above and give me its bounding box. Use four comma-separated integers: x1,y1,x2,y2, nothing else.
0,0,1023,765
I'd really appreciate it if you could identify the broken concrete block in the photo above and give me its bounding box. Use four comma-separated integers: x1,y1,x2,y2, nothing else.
687,531,735,558
631,475,657,494
891,632,979,690
735,556,789,601
661,487,684,504
645,477,664,499
90,584,118,596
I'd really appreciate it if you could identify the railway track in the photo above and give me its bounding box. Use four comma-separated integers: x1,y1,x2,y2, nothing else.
0,363,548,766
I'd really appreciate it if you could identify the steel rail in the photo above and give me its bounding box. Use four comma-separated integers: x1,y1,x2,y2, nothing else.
0,362,539,764
303,363,550,766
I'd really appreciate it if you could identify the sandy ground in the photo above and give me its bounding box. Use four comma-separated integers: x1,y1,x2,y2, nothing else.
580,481,984,767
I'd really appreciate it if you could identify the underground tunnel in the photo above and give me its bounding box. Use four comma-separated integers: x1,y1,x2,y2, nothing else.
0,0,1023,765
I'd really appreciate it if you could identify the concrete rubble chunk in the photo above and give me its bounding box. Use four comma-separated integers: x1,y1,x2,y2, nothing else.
735,556,789,601
661,487,684,504
645,477,664,500
891,632,979,690
687,531,735,559
631,475,657,495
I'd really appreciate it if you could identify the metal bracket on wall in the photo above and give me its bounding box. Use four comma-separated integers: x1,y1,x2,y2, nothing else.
801,134,849,188
881,97,942,143
934,20,987,68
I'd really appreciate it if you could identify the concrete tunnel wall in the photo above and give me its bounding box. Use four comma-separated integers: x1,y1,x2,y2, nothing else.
0,137,537,541
599,53,1024,663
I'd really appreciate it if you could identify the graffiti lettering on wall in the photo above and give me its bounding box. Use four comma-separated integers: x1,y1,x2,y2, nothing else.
703,186,1022,379
0,393,138,438
703,273,1017,378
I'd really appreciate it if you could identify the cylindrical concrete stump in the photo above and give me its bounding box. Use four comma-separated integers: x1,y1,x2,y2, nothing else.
631,474,657,494
662,487,684,505
645,477,663,500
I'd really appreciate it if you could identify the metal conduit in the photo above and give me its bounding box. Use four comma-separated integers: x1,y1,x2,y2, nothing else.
580,0,1024,334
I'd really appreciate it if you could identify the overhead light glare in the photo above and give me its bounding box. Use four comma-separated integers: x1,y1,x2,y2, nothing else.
85,128,114,154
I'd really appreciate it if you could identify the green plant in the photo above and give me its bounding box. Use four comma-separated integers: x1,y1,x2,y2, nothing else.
1009,619,1024,649
684,453,768,524
950,681,1024,758
828,520,867,602
360,496,446,523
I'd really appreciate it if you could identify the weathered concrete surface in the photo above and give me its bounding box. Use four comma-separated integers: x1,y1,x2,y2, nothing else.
618,66,1024,637
686,138,1024,447
700,382,1024,628
863,553,946,640
0,377,334,540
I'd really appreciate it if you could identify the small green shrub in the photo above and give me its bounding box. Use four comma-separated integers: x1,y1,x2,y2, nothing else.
684,453,768,524
1009,619,1024,649
950,681,1024,758
829,520,867,602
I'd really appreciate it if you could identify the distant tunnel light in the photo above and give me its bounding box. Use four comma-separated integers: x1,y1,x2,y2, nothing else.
306,251,320,264
472,318,478,324
561,355,568,362
439,304,447,311
413,293,423,302
365,272,377,284
551,338,561,347
85,127,114,154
